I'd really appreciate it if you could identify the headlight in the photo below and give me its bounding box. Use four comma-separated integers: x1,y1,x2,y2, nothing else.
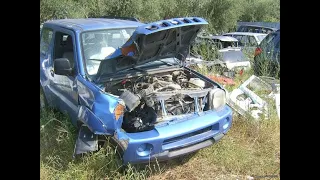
208,89,227,110
213,89,226,110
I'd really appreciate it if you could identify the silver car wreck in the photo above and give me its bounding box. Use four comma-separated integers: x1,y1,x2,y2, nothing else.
193,35,251,72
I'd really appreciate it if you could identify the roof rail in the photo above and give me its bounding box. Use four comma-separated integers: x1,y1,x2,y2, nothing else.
91,16,140,22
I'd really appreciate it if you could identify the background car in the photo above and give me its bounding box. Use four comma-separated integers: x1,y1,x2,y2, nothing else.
237,24,278,34
223,32,267,56
253,29,280,78
194,35,251,71
223,32,267,46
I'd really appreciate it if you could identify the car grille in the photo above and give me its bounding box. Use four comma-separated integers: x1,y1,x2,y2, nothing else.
162,123,220,151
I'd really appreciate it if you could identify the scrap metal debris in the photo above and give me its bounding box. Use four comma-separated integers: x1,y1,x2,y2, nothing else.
186,56,226,68
186,56,239,82
227,75,280,120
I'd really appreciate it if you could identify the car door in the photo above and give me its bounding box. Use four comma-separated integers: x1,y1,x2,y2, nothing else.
48,28,79,124
40,27,55,105
265,32,280,62
247,35,258,53
235,35,248,47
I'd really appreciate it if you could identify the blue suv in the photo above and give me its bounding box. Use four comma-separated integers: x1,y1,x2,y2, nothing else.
40,17,233,164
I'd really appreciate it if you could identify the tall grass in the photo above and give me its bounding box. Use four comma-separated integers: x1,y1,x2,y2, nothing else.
191,38,222,61
40,85,279,179
40,109,165,179
253,46,280,79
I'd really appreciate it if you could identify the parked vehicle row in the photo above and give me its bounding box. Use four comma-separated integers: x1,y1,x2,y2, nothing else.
192,23,279,78
194,35,251,72
237,24,278,34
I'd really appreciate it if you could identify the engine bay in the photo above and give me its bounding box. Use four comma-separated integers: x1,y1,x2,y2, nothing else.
104,69,224,133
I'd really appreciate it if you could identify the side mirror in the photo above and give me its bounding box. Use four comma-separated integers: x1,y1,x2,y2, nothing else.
54,58,72,76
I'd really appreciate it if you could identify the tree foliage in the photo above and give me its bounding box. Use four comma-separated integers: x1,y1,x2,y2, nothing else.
40,0,280,33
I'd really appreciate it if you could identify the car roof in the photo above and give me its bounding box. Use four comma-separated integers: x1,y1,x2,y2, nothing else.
44,18,144,31
211,36,238,42
239,25,278,30
224,32,267,36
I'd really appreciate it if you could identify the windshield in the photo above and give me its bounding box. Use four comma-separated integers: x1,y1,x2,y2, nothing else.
220,41,238,49
81,28,136,75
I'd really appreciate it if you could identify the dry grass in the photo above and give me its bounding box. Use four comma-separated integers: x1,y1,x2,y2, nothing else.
40,110,279,179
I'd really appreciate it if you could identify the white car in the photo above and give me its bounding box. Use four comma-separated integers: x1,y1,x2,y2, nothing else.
211,36,251,70
223,32,267,47
194,35,251,71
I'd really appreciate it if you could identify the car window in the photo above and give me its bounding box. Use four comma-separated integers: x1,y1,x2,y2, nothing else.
261,32,280,50
52,31,76,75
234,35,247,46
40,28,53,56
221,41,238,48
238,26,248,32
267,28,276,33
81,28,136,75
262,33,276,44
261,28,267,34
248,36,257,46
247,27,260,33
257,35,267,42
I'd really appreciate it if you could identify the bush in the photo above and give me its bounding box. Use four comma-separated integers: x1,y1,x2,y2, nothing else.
40,0,280,34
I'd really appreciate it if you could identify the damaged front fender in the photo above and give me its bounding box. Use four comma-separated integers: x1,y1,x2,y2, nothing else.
73,125,98,156
77,105,111,134
77,77,123,134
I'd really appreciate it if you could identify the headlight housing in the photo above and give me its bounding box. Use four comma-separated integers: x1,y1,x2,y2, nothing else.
208,89,227,110
136,143,153,156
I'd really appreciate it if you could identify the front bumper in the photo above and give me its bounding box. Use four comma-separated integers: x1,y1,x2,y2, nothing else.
115,105,233,164
136,132,225,164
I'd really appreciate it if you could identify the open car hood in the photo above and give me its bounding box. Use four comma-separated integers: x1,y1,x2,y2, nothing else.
94,17,208,81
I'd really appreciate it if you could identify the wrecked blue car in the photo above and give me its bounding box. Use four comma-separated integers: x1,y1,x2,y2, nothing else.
40,17,233,164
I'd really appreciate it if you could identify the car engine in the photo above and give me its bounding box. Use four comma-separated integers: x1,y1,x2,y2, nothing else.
104,70,223,133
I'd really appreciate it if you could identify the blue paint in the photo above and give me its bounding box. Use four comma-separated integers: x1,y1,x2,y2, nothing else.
40,17,233,164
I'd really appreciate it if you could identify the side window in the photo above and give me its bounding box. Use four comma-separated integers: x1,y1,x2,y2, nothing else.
248,36,258,46
238,26,246,32
40,28,53,56
237,35,248,46
53,31,76,74
233,35,242,46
